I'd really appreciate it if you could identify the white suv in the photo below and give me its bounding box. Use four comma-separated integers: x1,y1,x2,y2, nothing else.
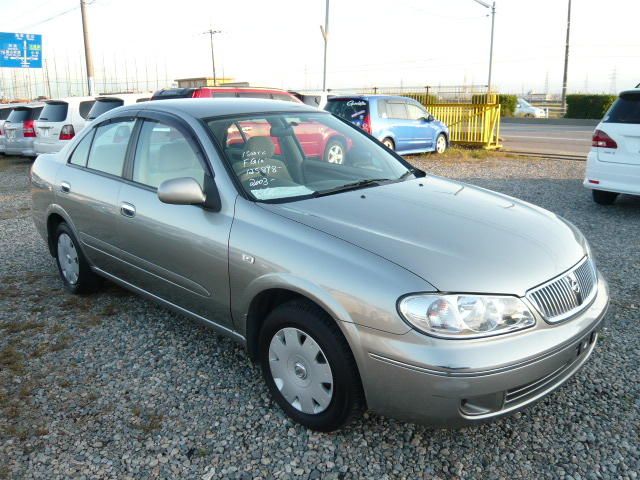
34,97,96,155
584,89,640,204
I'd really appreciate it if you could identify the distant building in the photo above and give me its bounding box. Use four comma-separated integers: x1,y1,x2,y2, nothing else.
175,77,242,88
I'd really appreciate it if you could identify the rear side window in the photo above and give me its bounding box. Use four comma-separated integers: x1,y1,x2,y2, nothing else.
39,102,69,122
88,99,124,120
7,108,30,123
79,101,95,119
86,120,135,176
0,108,12,121
604,93,640,124
325,99,369,121
69,130,95,167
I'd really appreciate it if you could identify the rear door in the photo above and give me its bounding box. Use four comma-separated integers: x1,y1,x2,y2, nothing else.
113,112,233,326
36,101,69,145
55,116,137,272
598,92,640,165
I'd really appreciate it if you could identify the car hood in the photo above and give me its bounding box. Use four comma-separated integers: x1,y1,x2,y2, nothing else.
261,177,587,296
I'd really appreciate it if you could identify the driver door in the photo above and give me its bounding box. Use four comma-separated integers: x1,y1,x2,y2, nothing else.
111,114,233,327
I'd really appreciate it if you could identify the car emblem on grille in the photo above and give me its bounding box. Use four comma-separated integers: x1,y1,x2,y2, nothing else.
565,272,582,301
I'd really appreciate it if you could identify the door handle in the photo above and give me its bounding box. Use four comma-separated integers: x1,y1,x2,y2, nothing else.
60,181,71,193
120,202,136,218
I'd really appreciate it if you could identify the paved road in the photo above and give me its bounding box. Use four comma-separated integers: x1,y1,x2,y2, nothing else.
501,122,594,157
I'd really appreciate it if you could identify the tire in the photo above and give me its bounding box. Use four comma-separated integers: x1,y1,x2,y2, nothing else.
259,300,364,432
54,222,101,294
434,133,447,154
323,138,346,164
382,138,395,151
592,189,618,205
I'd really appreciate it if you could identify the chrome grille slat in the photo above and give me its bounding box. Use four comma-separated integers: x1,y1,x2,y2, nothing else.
526,257,597,323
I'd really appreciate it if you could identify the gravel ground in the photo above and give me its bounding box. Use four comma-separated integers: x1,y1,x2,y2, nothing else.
0,153,638,479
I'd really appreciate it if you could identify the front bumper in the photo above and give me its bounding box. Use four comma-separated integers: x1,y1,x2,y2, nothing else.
584,150,640,196
354,274,609,426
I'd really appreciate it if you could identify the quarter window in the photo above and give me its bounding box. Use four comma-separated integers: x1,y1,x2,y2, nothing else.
132,120,205,189
69,131,95,167
86,120,135,177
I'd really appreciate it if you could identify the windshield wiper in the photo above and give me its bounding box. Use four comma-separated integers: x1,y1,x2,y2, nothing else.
314,178,392,197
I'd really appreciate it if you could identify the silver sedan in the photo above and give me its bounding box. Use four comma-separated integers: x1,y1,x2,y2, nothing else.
31,98,609,431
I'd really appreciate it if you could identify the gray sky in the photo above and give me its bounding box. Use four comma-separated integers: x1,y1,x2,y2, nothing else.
0,0,638,96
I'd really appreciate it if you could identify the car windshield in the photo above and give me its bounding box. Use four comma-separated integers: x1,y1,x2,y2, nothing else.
519,99,533,108
207,112,418,202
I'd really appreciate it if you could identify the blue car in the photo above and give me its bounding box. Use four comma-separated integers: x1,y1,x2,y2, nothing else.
325,95,449,155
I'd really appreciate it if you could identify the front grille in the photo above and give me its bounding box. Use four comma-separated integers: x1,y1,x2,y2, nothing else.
526,257,597,323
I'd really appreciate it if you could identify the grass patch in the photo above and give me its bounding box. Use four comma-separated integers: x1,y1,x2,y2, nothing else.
1,319,45,334
409,146,517,164
49,335,73,353
0,346,25,375
130,407,164,434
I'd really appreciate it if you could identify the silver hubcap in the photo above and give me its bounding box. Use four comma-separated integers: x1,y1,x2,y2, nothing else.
327,144,344,164
383,139,393,150
436,135,446,153
57,233,79,285
268,327,333,414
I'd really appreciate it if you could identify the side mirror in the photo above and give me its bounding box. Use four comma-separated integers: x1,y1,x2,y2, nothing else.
423,115,435,122
158,177,206,206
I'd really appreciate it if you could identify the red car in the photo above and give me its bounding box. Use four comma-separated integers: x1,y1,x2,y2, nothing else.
151,87,349,163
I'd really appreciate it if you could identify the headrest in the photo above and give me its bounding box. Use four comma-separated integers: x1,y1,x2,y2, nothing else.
241,136,275,162
156,140,196,172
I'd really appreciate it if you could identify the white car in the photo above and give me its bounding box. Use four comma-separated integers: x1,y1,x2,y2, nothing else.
86,93,150,121
584,88,640,204
514,98,546,118
34,97,96,155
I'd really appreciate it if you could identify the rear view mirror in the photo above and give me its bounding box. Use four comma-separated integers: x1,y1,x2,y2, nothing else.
158,177,206,206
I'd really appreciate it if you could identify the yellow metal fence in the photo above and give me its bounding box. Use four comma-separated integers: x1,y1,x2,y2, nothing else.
427,103,501,149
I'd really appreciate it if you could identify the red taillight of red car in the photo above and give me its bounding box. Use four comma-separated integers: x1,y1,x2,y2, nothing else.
23,119,36,137
592,129,617,149
59,124,75,140
361,115,372,134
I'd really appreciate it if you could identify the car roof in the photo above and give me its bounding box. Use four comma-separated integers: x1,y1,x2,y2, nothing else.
619,88,640,96
327,94,415,101
129,98,321,118
45,96,96,104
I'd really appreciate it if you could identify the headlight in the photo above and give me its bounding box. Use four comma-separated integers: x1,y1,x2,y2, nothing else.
398,294,535,339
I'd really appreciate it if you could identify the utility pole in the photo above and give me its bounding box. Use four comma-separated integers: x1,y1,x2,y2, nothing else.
561,0,571,113
471,0,496,93
79,0,95,95
204,29,221,86
320,0,329,91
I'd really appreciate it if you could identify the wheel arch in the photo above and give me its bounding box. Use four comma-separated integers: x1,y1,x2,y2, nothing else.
45,205,82,258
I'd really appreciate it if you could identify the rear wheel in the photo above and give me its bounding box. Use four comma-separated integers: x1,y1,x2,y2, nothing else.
435,133,447,154
259,300,364,431
382,138,395,151
592,189,618,205
54,222,101,294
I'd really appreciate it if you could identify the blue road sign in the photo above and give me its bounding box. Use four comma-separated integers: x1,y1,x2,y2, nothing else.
0,32,42,68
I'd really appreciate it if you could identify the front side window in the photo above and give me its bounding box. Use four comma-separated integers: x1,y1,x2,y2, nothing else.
132,120,205,189
387,102,408,119
86,120,135,176
69,130,95,167
407,103,427,120
207,112,415,202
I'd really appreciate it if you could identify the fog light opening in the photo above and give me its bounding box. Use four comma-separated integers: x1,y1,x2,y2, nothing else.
460,392,505,416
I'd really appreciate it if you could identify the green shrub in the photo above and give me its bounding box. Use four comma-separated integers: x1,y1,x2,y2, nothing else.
498,94,517,117
566,94,616,119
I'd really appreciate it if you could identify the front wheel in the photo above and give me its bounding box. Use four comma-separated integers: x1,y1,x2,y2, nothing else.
592,189,618,205
323,138,346,164
259,300,364,432
434,133,447,154
382,138,395,151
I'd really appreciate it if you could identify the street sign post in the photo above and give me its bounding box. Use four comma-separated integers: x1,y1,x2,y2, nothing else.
0,32,42,68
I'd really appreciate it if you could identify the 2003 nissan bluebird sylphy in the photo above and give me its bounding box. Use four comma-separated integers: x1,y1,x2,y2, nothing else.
31,98,609,431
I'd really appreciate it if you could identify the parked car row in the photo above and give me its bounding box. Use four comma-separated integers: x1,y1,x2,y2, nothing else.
1,87,450,160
